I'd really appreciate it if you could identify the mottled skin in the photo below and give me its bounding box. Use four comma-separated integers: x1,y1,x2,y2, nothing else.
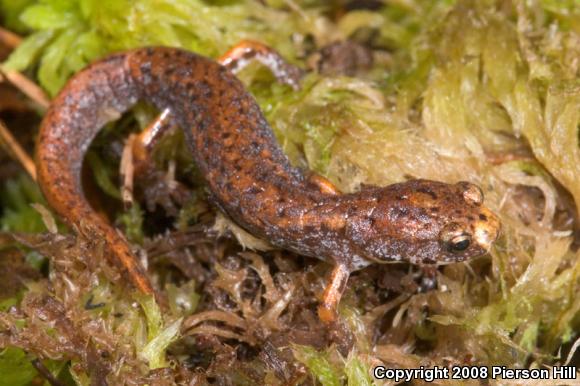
36,47,500,319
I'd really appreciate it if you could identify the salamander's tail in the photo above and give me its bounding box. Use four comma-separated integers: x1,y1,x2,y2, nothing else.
36,52,155,296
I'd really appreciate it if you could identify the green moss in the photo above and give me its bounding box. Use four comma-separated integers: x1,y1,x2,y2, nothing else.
0,0,35,33
292,345,342,386
84,151,121,200
0,347,69,386
345,354,375,386
0,175,46,233
293,345,377,386
117,203,145,244
140,317,182,369
0,348,37,386
3,0,315,95
137,294,163,341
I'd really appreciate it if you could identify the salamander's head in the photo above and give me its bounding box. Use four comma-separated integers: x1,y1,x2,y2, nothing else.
350,180,500,265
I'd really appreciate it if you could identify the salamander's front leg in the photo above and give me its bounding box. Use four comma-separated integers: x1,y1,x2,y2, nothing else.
218,39,303,90
318,263,351,323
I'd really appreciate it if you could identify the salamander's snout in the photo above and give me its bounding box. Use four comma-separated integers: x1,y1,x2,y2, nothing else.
435,181,501,263
472,206,501,253
352,179,502,265
456,181,501,253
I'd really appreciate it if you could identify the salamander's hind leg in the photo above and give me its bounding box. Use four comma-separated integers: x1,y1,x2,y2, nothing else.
131,41,302,180
218,39,303,90
308,173,341,195
318,263,351,323
134,108,174,157
124,109,191,214
133,40,302,168
128,41,302,211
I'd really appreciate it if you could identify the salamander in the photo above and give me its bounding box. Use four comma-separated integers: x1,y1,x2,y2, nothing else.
35,46,501,322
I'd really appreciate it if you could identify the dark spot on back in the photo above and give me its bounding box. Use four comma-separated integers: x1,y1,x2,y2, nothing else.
247,186,262,195
390,207,409,218
417,187,437,200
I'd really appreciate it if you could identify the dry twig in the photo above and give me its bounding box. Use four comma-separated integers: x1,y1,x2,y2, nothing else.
0,69,50,110
0,119,37,180
0,26,22,49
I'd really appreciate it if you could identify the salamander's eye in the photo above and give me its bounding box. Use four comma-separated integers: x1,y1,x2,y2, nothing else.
448,234,471,252
441,223,472,253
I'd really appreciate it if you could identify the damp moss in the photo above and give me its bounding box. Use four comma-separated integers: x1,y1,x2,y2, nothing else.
0,175,46,233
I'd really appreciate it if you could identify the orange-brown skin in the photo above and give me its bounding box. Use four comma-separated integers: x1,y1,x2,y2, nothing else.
36,47,500,317
129,41,303,216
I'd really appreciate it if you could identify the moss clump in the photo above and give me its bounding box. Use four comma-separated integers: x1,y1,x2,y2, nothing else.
0,175,45,233
1,0,580,384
